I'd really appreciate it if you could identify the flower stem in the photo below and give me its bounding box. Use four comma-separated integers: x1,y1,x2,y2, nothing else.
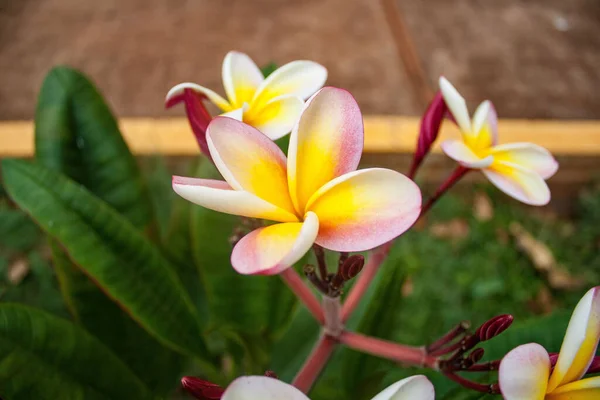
322,296,344,337
420,166,470,218
280,269,325,324
292,334,337,393
341,241,393,322
338,331,438,369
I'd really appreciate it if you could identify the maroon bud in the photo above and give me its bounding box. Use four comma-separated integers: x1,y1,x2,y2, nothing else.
469,348,485,364
166,88,213,161
340,255,365,281
409,91,447,179
587,356,600,374
549,352,559,367
264,370,278,378
476,315,514,341
181,376,224,400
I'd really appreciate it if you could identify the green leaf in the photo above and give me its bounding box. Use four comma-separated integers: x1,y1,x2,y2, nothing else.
261,62,278,78
33,66,187,392
190,159,296,336
34,66,152,228
0,303,153,400
2,159,208,360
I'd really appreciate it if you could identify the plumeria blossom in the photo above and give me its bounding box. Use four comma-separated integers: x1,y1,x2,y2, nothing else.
220,375,435,400
499,286,600,400
166,51,327,140
173,87,421,275
439,77,558,206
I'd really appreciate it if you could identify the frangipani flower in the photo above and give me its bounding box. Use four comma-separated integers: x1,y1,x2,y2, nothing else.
499,287,600,400
220,375,435,400
166,51,327,140
439,77,558,206
173,87,421,275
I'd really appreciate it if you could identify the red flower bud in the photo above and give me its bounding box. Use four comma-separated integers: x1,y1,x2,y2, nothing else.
166,89,213,161
476,315,514,341
409,91,447,178
340,255,365,281
469,348,485,364
181,376,224,400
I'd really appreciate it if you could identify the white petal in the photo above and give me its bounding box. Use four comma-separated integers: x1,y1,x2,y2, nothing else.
166,82,231,112
222,376,310,400
222,51,264,108
499,343,550,400
483,161,551,206
489,143,558,180
439,77,471,134
441,139,494,168
371,375,435,400
244,95,304,140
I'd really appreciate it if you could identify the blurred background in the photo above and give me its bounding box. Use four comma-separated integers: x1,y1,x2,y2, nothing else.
0,1,599,398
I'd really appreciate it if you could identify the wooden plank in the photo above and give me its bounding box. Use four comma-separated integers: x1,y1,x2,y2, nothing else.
1,117,600,158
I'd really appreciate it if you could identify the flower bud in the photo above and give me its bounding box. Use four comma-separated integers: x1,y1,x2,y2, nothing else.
166,89,213,160
340,255,365,281
181,376,224,400
469,348,485,364
476,314,514,341
409,91,447,178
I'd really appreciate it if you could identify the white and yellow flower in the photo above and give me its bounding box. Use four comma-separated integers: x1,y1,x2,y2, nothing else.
173,87,421,275
499,287,600,399
439,77,558,206
220,375,435,400
166,51,327,140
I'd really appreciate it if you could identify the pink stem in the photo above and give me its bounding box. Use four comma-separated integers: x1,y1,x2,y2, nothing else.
281,269,325,324
339,331,438,369
341,241,393,322
420,166,470,218
292,334,337,393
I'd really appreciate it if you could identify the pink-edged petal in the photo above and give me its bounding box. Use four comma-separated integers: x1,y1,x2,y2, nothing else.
468,100,498,150
499,343,550,400
231,212,319,275
222,51,264,108
244,95,304,140
371,375,435,400
166,82,232,112
441,139,494,168
222,376,310,400
489,143,559,179
547,376,600,400
547,287,600,392
439,77,471,134
206,117,297,216
252,60,327,108
306,168,421,252
288,87,363,213
483,161,551,206
172,176,297,222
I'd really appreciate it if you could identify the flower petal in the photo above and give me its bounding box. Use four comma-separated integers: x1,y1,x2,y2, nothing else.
221,106,245,121
371,375,435,400
483,161,551,206
469,100,498,149
547,376,600,400
222,51,264,109
252,60,327,110
166,82,232,112
306,168,421,252
244,95,304,140
547,287,600,392
441,139,494,168
288,87,363,213
222,376,310,400
172,176,297,222
231,212,319,275
206,117,297,216
439,77,471,134
489,143,559,180
499,343,550,400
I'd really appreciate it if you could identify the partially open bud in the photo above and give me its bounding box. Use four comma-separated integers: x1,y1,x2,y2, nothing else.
409,91,447,178
469,348,485,364
166,89,213,161
181,376,224,400
339,255,365,281
476,314,514,342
